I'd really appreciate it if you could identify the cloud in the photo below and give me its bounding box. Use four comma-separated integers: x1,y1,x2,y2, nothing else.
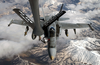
0,40,32,58
0,15,41,58
39,0,47,5
0,3,14,14
66,0,100,20
15,0,28,4
85,10,100,19
80,0,100,3
67,1,100,10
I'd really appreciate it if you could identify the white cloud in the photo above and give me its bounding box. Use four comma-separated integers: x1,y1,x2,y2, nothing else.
0,16,40,58
80,0,100,3
15,0,28,4
66,0,100,20
0,3,13,14
67,4,76,10
85,10,100,19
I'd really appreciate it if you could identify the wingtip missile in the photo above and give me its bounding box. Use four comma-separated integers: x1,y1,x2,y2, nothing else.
8,20,13,27
88,23,94,31
8,24,11,27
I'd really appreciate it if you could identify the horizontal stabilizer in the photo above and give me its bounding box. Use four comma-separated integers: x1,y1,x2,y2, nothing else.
13,8,34,29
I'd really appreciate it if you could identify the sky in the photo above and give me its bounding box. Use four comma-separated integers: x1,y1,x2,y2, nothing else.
0,0,100,60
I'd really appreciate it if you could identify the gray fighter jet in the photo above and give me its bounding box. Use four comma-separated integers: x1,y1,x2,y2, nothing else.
8,0,94,60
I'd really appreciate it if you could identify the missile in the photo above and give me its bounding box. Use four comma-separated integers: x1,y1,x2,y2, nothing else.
56,24,60,37
65,29,68,37
48,27,56,60
24,26,29,36
73,29,76,34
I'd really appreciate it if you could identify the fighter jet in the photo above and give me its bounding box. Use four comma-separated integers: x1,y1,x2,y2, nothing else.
8,0,94,60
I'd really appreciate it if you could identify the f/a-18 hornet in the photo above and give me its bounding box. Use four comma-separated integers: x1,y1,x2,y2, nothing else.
8,0,94,60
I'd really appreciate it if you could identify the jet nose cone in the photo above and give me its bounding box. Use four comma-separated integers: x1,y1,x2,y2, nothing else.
50,56,54,60
48,48,56,60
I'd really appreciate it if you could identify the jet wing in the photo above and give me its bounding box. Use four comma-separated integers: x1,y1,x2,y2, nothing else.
59,23,94,30
8,20,28,26
13,8,34,29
